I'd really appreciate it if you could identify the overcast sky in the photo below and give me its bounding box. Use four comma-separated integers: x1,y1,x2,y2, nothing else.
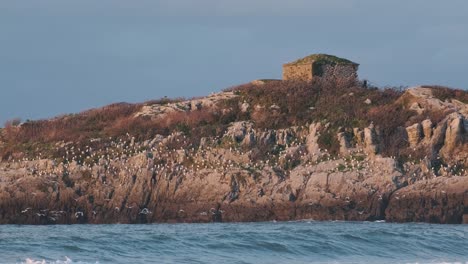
0,0,467,125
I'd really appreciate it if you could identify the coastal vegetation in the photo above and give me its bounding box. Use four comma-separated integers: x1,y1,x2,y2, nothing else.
3,78,465,163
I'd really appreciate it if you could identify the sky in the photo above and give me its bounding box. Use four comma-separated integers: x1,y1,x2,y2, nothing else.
0,0,467,125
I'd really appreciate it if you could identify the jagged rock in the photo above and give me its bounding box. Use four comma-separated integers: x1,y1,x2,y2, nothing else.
385,176,467,224
409,102,424,114
276,129,293,146
191,101,202,111
337,132,351,155
134,91,238,118
440,113,466,157
406,123,423,148
176,150,187,164
364,124,379,155
240,102,250,113
278,146,306,169
430,119,448,159
421,119,433,140
149,134,165,147
406,87,451,111
306,123,322,158
0,86,467,225
242,132,256,147
161,132,183,146
199,137,209,149
258,130,276,145
353,128,364,145
225,121,254,143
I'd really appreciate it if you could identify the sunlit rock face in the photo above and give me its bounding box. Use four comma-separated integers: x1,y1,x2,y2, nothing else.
0,85,466,224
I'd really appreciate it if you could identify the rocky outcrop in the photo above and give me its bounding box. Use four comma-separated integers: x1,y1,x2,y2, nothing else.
440,114,466,156
385,176,467,224
0,86,466,225
225,121,254,143
363,124,380,155
306,123,322,158
0,114,465,225
337,132,351,155
406,123,423,148
421,119,433,140
399,87,468,169
135,91,238,118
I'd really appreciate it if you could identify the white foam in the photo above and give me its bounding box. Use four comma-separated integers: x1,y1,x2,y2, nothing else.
21,257,98,264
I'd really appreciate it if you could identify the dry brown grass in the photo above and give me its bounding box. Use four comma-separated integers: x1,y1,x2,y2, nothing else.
422,85,468,103
2,78,462,161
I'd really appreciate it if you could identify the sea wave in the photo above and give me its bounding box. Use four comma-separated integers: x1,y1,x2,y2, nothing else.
22,257,73,264
21,257,101,264
2,222,467,264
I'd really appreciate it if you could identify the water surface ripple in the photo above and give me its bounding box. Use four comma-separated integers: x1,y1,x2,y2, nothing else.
0,221,466,264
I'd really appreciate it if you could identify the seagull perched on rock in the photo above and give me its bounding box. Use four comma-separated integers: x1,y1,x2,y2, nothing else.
139,208,151,215
75,211,84,218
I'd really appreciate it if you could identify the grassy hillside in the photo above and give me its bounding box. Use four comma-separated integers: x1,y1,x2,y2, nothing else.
1,78,466,162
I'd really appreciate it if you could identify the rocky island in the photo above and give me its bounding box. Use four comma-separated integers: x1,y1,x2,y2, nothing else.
0,54,467,224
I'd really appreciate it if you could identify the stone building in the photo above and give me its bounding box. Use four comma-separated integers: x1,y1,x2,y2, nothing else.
282,54,359,81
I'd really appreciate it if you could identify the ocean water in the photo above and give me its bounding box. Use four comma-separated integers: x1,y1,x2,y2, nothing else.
0,221,466,264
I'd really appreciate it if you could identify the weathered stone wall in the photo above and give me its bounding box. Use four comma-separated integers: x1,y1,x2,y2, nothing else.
283,62,358,81
282,64,313,81
321,64,358,80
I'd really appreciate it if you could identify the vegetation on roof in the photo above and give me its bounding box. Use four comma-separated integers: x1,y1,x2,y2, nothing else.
286,54,357,66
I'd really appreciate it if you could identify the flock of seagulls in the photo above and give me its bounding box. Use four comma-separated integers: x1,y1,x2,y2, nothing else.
6,127,465,221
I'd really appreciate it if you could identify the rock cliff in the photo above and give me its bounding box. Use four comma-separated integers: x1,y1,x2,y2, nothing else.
0,83,466,224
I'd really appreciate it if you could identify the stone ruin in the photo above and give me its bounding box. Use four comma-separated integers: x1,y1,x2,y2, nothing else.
282,54,359,81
